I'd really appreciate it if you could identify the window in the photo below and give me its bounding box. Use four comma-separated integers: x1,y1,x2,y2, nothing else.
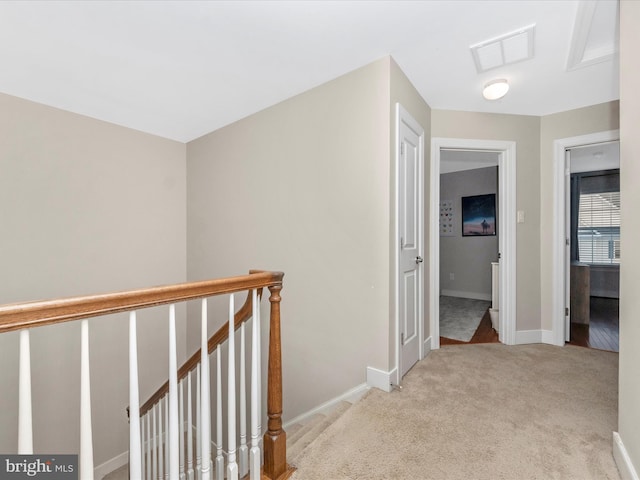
572,170,620,265
577,191,620,264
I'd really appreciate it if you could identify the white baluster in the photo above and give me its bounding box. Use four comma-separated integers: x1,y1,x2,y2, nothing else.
239,321,248,477
165,396,169,480
158,399,164,480
80,319,94,480
249,290,261,479
195,364,202,480
18,329,33,454
201,299,212,480
227,294,238,480
141,414,146,480
187,371,194,480
169,305,180,480
215,347,223,480
256,290,262,452
179,379,185,480
152,405,158,480
147,411,152,480
130,312,142,480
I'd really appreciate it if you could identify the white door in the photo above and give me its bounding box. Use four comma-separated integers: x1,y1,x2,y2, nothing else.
397,105,424,378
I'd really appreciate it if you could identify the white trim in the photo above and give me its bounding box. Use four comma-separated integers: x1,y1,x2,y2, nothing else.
367,366,395,393
422,336,432,359
613,432,640,480
94,451,128,479
440,290,492,302
431,138,517,349
395,103,425,384
515,329,556,344
283,383,369,429
515,330,542,344
551,130,619,346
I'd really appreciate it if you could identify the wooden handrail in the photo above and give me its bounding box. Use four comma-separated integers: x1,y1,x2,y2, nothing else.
0,270,283,334
138,288,262,416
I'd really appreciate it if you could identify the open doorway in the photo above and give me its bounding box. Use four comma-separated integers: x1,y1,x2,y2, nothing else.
566,141,620,352
430,138,517,349
551,130,619,348
439,151,499,345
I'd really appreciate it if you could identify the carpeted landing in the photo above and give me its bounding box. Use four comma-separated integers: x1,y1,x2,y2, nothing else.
291,344,620,480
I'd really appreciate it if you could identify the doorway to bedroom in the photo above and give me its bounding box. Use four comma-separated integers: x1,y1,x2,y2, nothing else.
430,137,517,349
438,151,500,345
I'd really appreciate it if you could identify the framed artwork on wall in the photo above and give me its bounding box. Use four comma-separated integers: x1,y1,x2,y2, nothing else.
462,194,496,236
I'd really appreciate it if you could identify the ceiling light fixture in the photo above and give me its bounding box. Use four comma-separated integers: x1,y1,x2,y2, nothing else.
483,79,509,100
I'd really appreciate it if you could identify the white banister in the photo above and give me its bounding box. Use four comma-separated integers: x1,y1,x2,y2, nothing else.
18,329,33,454
169,305,180,480
141,414,146,480
249,290,260,480
158,399,164,480
164,396,169,480
200,299,212,480
80,319,94,480
146,411,152,480
187,370,194,480
129,312,142,480
195,364,201,480
152,405,158,480
179,379,185,480
227,295,239,480
215,347,223,480
239,320,248,477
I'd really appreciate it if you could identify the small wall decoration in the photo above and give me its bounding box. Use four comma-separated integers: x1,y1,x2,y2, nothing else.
462,194,496,236
440,200,454,236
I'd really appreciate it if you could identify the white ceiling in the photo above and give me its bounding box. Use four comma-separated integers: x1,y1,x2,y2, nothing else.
0,0,619,143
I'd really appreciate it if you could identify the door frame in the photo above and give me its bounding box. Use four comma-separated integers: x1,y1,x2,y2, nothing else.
395,103,425,385
551,130,620,345
430,138,517,348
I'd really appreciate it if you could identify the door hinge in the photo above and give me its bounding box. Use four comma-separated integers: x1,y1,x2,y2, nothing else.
566,238,570,246
401,332,405,346
565,307,569,316
401,142,404,155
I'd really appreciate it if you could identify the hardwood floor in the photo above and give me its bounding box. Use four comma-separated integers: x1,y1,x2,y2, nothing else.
440,296,619,351
440,309,499,345
567,296,619,352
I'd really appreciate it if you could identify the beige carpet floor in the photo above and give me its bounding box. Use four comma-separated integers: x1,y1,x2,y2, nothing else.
291,344,620,480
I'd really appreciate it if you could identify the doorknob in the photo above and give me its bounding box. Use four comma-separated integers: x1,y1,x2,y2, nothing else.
415,256,424,264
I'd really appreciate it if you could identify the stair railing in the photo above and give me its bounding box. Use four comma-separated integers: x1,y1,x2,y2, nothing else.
0,270,294,480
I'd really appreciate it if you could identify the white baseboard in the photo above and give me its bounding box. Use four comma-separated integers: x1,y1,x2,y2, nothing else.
423,336,432,359
283,382,369,429
613,432,640,480
94,450,128,479
441,290,491,301
366,366,394,393
515,329,555,345
541,329,555,345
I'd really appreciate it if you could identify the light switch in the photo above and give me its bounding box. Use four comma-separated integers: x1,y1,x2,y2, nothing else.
517,210,525,223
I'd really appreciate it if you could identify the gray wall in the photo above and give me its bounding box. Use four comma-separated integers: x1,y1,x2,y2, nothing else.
187,58,394,421
618,0,640,474
0,93,187,465
440,167,499,299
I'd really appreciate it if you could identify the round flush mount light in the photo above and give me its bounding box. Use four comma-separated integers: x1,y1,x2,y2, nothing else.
483,79,509,100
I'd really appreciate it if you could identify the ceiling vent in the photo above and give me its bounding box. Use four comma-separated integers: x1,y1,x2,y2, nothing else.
470,24,536,73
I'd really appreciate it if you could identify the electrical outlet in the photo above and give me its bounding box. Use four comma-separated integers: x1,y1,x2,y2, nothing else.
449,273,455,281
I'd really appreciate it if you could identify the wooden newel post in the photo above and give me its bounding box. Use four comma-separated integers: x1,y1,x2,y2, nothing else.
263,283,290,479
